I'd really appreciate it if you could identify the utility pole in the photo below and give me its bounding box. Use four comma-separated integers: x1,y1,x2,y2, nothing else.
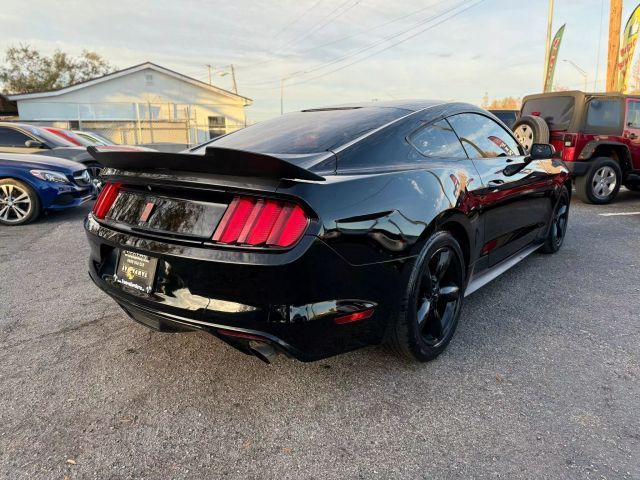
606,0,623,92
230,64,238,94
206,64,212,85
543,0,554,89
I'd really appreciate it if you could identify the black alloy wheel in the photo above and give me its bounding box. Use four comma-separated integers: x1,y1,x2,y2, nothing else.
540,186,570,254
416,246,463,346
389,231,465,362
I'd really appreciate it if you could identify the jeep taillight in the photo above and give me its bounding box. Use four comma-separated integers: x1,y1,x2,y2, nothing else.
212,196,309,248
92,182,122,219
563,134,576,147
560,134,577,161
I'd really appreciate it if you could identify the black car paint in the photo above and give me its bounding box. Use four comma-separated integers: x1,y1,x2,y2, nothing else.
85,102,570,362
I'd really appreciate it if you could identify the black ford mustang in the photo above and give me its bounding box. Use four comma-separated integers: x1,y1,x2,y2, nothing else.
85,100,570,363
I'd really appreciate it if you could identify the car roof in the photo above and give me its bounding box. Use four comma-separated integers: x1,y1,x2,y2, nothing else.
316,99,445,112
0,122,44,128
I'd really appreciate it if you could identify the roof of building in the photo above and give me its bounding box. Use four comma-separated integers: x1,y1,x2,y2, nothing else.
6,62,252,105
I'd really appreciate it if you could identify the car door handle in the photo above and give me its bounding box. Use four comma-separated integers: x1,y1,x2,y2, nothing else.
488,179,505,186
629,133,638,140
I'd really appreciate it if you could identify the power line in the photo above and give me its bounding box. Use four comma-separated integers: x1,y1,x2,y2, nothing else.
275,0,361,53
240,0,449,72
274,0,484,89
271,0,324,40
293,0,447,57
246,0,475,88
292,1,470,79
236,0,359,71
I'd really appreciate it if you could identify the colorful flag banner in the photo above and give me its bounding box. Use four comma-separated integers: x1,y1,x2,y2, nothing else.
618,4,640,92
544,24,566,93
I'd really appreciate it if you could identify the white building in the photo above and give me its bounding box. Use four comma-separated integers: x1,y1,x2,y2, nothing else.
7,62,252,147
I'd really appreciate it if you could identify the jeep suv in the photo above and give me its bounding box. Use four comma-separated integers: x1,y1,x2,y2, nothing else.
512,91,640,203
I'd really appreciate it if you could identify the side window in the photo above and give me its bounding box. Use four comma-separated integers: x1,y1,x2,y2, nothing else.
0,127,32,147
447,113,521,158
626,101,640,128
408,120,468,159
585,99,621,133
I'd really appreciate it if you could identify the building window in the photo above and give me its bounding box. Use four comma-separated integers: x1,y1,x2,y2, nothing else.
145,74,154,86
208,116,226,139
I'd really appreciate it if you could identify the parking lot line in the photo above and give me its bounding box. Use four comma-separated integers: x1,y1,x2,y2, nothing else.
598,211,640,216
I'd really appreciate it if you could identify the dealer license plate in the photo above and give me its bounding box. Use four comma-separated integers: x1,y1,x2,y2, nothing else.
115,250,158,293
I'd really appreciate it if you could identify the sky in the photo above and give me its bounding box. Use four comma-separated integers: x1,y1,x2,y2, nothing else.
0,0,636,122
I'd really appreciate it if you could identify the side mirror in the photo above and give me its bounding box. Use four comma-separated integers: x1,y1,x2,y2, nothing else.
25,140,46,149
529,143,555,160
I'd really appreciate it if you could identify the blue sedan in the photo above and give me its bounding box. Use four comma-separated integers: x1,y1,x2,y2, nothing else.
0,153,95,225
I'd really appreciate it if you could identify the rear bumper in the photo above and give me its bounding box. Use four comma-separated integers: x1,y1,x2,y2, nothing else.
85,216,414,361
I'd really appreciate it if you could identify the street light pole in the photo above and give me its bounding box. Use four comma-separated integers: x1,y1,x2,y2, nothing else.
563,59,589,91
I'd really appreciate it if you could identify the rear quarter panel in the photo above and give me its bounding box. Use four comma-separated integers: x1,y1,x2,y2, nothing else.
277,105,485,268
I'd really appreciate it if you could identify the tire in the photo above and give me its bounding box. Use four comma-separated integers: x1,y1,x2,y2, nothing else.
85,161,102,180
388,231,466,362
624,181,640,192
540,186,570,254
0,178,41,226
575,157,622,204
85,161,103,192
512,115,550,152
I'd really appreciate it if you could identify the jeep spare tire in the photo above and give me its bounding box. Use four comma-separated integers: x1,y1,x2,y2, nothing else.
512,115,550,152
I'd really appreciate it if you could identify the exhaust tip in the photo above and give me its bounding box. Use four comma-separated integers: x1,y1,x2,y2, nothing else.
248,341,278,364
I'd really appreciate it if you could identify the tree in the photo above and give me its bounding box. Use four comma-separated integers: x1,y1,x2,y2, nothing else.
0,44,115,94
483,96,522,110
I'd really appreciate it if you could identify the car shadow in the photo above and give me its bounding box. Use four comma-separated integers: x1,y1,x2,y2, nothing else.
612,188,640,204
38,203,93,225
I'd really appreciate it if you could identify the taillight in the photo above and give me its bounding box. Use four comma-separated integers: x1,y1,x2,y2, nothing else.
563,133,576,147
562,147,576,161
92,182,121,219
212,196,309,248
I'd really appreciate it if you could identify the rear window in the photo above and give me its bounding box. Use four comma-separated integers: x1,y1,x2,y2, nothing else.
521,96,575,130
191,107,409,155
585,98,622,134
491,111,518,128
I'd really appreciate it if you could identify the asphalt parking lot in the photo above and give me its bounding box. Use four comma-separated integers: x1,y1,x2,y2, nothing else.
1,190,639,480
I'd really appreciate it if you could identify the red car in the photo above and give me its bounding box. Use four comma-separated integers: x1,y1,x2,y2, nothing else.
512,91,640,203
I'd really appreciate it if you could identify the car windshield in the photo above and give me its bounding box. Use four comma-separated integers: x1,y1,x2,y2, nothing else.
76,131,115,146
21,125,76,147
189,107,409,156
63,130,94,146
521,96,575,130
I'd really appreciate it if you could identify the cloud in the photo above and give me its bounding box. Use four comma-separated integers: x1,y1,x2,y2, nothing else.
0,0,614,121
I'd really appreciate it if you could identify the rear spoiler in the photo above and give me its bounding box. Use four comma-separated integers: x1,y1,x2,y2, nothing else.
87,146,325,181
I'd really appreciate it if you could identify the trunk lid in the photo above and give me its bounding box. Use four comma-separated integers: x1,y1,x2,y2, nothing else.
91,148,326,241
